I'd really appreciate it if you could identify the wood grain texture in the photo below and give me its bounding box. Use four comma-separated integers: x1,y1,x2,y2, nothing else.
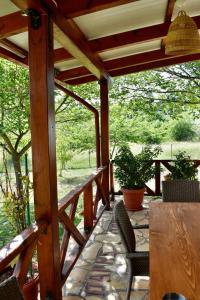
28,14,62,300
150,202,200,300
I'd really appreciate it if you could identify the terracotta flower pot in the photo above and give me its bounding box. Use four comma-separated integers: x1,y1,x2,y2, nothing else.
23,276,39,300
121,187,145,211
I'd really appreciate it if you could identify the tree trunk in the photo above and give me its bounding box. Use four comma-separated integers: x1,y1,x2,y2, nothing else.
12,154,23,197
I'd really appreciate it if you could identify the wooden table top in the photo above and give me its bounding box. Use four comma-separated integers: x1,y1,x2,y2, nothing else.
149,202,200,300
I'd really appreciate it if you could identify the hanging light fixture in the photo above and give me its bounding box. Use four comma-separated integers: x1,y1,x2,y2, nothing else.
165,10,200,55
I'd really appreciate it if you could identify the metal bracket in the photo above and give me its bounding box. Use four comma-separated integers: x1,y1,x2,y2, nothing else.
21,9,41,30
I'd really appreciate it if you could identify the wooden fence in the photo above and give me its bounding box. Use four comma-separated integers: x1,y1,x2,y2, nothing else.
0,166,110,288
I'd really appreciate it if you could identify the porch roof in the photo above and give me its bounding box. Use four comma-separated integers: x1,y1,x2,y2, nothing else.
1,0,200,86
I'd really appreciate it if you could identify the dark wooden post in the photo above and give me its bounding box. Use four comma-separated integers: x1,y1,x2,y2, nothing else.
28,12,62,300
84,183,93,232
155,161,161,195
100,79,110,206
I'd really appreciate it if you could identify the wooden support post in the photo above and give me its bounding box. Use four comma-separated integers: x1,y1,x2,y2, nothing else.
28,13,62,300
100,79,110,207
84,183,93,232
155,161,161,195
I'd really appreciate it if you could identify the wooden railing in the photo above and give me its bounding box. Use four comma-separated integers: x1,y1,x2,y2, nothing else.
110,159,200,197
0,166,110,288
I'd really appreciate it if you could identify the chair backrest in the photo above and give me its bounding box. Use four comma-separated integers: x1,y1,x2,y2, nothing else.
114,200,136,253
162,180,200,202
0,276,24,300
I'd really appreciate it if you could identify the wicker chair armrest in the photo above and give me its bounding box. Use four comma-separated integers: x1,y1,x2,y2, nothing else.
132,224,149,229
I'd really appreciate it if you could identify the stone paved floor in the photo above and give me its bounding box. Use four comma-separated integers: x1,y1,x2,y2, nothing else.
63,196,161,300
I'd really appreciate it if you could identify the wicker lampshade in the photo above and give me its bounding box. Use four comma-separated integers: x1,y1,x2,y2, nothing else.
165,10,200,55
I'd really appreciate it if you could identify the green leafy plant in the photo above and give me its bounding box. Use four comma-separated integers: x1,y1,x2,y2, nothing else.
114,144,162,189
0,149,32,235
170,151,198,180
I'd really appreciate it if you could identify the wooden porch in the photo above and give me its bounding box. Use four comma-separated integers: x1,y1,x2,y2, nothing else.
0,0,200,299
62,195,151,300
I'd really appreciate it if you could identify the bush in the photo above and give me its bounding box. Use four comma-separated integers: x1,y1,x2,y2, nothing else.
170,120,196,141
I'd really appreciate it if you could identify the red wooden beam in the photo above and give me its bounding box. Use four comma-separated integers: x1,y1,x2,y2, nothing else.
90,15,200,52
54,47,72,62
100,79,110,204
28,13,62,300
0,11,27,39
56,0,140,18
109,53,200,77
66,52,200,85
0,39,28,58
0,46,27,66
165,0,176,22
57,49,174,81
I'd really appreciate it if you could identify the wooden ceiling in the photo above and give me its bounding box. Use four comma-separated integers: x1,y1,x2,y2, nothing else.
0,0,200,85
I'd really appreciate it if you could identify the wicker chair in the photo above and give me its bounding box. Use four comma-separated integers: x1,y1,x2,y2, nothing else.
114,200,149,300
0,276,24,300
162,180,200,202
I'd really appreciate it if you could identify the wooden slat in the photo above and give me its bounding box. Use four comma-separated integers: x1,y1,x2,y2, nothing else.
59,212,85,246
0,11,27,39
13,241,36,287
58,167,106,214
0,222,47,272
60,197,79,269
58,0,140,18
83,183,93,231
28,13,62,300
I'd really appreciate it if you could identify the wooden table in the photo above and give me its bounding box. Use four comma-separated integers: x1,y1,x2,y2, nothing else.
149,202,200,300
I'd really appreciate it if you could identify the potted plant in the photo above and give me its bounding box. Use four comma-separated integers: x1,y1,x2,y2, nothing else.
162,151,200,202
114,144,162,210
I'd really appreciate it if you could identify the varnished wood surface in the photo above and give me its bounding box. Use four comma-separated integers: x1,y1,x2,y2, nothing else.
150,202,200,300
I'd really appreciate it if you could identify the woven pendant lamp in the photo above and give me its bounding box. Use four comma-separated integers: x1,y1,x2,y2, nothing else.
165,10,200,55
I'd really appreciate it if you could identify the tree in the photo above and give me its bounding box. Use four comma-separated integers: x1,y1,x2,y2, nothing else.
0,59,31,231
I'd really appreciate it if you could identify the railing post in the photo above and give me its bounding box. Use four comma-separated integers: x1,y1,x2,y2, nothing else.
155,161,161,195
84,183,93,232
100,79,110,209
110,161,115,201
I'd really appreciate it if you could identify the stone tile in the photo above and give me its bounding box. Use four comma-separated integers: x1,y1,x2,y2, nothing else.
62,196,157,300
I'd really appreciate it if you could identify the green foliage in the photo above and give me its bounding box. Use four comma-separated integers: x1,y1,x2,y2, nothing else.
114,144,162,189
1,175,32,235
170,119,196,141
170,151,197,180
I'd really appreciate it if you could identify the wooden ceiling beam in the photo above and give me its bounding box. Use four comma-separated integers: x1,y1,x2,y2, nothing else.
54,48,73,62
57,49,167,80
0,11,27,39
11,0,111,80
58,49,186,81
0,46,27,66
66,53,200,85
0,39,28,58
55,0,140,18
90,15,200,52
165,0,176,22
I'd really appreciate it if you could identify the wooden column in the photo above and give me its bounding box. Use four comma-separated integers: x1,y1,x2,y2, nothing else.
28,12,62,300
100,79,110,205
